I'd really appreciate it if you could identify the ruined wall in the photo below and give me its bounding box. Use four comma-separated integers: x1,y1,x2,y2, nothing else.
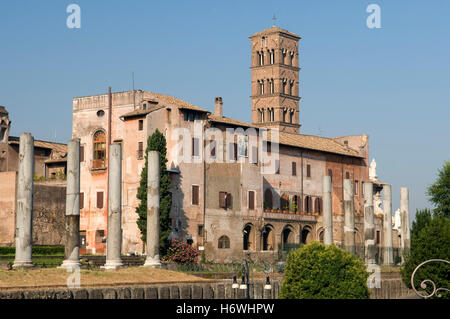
32,182,66,246
0,171,16,246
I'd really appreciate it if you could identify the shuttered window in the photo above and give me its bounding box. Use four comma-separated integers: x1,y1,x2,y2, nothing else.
192,185,199,205
292,162,296,176
307,164,311,178
79,145,84,162
248,191,255,210
97,191,104,209
79,192,84,210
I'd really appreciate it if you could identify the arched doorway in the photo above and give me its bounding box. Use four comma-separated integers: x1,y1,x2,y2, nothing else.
262,225,274,251
301,226,313,244
243,224,255,251
281,226,295,250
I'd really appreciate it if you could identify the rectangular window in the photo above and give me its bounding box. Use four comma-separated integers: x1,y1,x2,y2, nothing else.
376,231,381,245
95,230,105,243
79,230,86,248
248,191,255,210
138,142,144,159
97,191,104,209
238,135,248,158
292,162,297,176
362,181,365,196
80,145,84,162
345,171,350,179
219,192,227,208
198,224,204,236
192,137,199,157
355,181,359,195
80,192,84,210
138,120,143,131
307,164,311,178
192,185,199,205
251,146,258,164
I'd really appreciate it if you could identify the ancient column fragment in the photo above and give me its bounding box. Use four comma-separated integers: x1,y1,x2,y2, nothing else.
322,175,333,246
13,133,35,269
400,187,410,263
103,144,123,270
343,179,355,254
60,139,81,269
382,184,394,266
144,151,162,267
364,182,376,265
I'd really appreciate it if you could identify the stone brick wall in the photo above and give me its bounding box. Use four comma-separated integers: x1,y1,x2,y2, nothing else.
0,276,414,299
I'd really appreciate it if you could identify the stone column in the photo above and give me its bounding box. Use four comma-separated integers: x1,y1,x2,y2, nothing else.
13,133,35,269
382,184,394,266
343,179,355,255
364,182,376,265
322,175,333,246
144,151,162,267
103,144,123,270
60,139,81,269
400,187,410,263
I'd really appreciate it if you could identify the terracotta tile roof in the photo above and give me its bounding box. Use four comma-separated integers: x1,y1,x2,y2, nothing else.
121,91,210,119
275,132,363,158
208,115,258,128
249,26,301,39
207,116,362,158
8,136,67,154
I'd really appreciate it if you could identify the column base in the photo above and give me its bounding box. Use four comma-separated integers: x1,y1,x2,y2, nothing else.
58,259,81,270
143,255,161,268
101,259,124,270
12,261,34,269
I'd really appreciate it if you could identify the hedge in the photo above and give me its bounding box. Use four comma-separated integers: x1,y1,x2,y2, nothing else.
0,246,64,256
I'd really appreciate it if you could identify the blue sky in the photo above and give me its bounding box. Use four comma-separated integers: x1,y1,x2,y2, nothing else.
1,1,449,221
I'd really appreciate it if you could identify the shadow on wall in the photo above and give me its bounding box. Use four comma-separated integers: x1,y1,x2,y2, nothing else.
169,165,190,243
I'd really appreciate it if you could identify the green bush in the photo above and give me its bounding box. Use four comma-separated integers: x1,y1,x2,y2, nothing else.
0,246,64,256
401,215,450,298
279,242,370,299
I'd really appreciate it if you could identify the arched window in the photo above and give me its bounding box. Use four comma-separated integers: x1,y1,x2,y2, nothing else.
281,49,286,64
282,226,294,249
289,110,294,123
289,81,294,95
218,235,230,249
270,79,274,94
243,224,254,251
270,49,274,64
290,52,294,66
264,189,273,210
282,79,287,94
259,80,264,95
301,226,312,244
93,130,106,169
262,225,274,251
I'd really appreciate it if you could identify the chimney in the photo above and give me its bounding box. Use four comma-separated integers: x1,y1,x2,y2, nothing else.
214,97,223,117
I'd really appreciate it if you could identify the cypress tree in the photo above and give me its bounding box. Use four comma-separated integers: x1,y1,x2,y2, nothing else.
136,129,172,255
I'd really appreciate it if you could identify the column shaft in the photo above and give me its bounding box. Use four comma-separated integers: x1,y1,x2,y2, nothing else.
60,139,81,269
13,133,35,269
383,184,394,266
144,151,162,267
364,182,376,265
344,179,355,254
103,144,123,270
400,187,410,263
322,176,333,246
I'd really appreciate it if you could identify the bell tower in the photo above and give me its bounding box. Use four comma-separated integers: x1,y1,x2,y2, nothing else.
249,26,301,133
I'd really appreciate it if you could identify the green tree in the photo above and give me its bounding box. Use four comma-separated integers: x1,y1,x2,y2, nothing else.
136,129,172,255
411,208,432,246
401,215,450,298
427,161,450,217
279,242,370,299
